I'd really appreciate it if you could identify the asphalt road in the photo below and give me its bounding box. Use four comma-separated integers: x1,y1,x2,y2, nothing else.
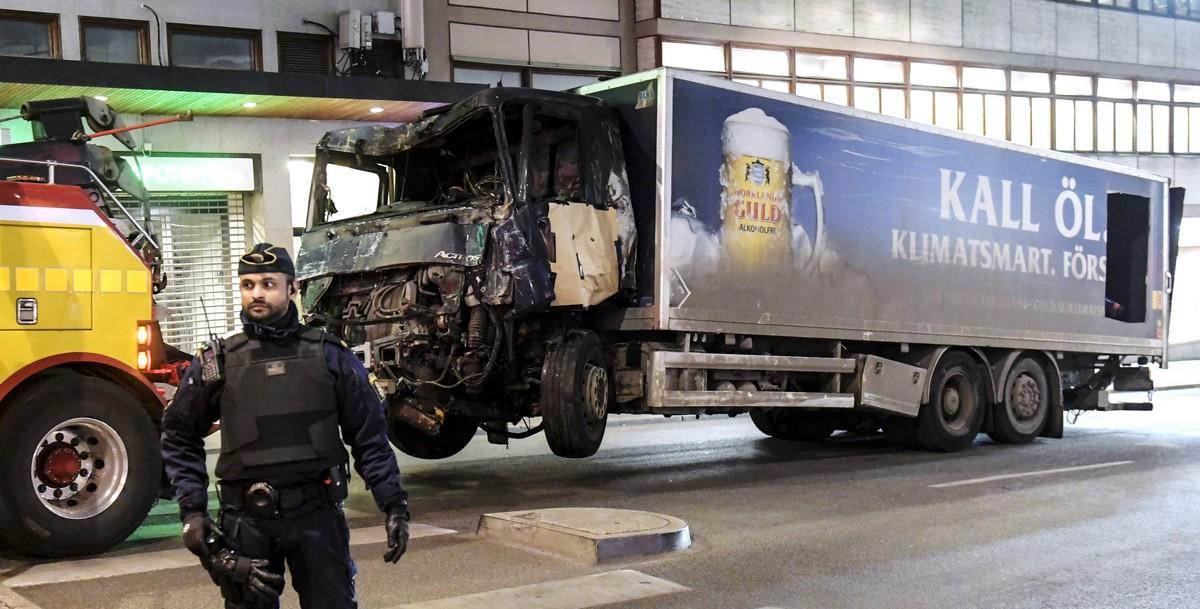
4,392,1200,609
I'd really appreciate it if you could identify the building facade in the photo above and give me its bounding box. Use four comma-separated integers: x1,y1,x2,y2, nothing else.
3,0,1199,350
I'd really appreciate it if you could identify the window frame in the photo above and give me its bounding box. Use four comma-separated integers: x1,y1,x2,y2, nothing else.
79,16,150,65
166,23,263,71
0,9,61,59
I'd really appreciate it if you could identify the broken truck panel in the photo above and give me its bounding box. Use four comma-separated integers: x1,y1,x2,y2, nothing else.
546,202,621,308
297,218,485,280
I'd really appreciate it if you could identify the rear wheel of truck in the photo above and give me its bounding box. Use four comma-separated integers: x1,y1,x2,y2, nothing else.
0,376,161,557
541,330,609,458
988,357,1050,444
387,416,478,460
916,352,985,452
750,410,834,441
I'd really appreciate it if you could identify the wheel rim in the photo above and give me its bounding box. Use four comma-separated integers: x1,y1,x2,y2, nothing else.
30,417,129,520
1006,371,1046,434
582,363,609,423
940,373,975,432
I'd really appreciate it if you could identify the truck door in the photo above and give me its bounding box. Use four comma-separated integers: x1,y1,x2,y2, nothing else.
1168,187,1186,311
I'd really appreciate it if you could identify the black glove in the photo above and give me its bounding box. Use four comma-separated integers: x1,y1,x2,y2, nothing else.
384,502,410,563
209,548,284,609
181,512,215,563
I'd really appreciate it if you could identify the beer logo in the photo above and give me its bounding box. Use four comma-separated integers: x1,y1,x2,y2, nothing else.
745,159,770,186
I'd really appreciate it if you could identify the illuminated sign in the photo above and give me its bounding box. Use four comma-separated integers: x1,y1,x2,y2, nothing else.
125,156,258,192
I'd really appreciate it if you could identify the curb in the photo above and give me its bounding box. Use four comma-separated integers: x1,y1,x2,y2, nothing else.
0,585,42,609
477,507,691,564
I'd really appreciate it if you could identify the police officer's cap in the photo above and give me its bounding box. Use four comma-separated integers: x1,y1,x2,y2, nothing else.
238,243,295,278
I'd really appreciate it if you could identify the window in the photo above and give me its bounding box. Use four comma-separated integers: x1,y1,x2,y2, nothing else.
1057,0,1200,20
277,32,332,75
661,41,725,72
168,24,261,71
731,46,788,77
963,67,1007,91
455,66,522,87
853,57,903,84
0,10,58,58
81,18,148,64
794,53,847,79
910,62,958,88
453,63,608,90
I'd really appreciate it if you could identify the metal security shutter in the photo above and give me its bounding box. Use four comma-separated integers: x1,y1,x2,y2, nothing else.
125,193,246,351
351,40,403,78
278,32,332,75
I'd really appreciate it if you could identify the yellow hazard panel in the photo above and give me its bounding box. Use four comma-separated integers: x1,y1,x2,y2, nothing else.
0,225,92,331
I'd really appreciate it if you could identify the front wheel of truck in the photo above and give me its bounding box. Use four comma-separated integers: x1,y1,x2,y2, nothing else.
541,330,609,458
387,416,478,460
0,376,161,557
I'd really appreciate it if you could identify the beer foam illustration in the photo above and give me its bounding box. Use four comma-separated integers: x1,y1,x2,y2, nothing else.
722,108,790,162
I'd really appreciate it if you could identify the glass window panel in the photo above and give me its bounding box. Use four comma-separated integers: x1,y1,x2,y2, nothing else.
1056,99,1076,151
1075,100,1094,151
853,57,904,84
854,86,881,113
1011,70,1051,93
963,67,1006,91
1011,96,1032,145
531,72,602,91
1136,104,1153,152
1192,108,1200,152
794,53,847,79
731,46,789,76
1097,101,1115,152
1137,80,1171,101
824,85,849,106
762,80,791,93
83,24,142,64
1176,84,1200,103
911,90,934,124
733,77,761,86
170,31,255,70
795,82,822,100
881,88,906,118
1154,104,1170,152
1115,103,1135,152
985,94,1006,139
1097,78,1134,99
455,67,521,87
910,62,957,88
963,93,985,135
661,41,726,72
1055,74,1093,96
1176,107,1190,153
0,18,52,57
1032,98,1052,149
935,91,959,130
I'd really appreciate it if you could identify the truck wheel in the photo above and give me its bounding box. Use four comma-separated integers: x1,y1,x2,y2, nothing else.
988,357,1049,444
750,410,834,441
541,331,609,458
387,416,477,460
916,352,985,452
0,376,161,557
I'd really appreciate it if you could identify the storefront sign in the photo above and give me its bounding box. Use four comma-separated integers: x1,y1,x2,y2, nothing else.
126,156,257,192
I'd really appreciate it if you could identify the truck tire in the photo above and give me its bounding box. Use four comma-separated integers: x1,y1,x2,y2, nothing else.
387,416,477,460
0,376,161,557
916,352,985,452
988,357,1050,444
750,410,834,441
541,331,609,458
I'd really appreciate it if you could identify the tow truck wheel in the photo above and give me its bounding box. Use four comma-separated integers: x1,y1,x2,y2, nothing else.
750,410,834,441
915,351,985,452
541,330,609,458
988,357,1050,444
0,376,160,557
387,416,478,460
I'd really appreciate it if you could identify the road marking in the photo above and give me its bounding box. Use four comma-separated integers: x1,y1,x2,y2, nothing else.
389,569,689,609
928,460,1135,488
1,523,455,588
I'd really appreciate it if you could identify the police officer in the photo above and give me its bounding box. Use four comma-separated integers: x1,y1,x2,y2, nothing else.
162,243,410,609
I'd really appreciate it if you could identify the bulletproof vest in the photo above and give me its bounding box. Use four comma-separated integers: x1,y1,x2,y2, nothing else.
215,326,349,481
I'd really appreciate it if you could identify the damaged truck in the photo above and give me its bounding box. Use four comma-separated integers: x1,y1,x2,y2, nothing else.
296,69,1183,459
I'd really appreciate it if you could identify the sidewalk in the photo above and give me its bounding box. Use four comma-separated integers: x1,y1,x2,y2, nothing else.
0,585,40,609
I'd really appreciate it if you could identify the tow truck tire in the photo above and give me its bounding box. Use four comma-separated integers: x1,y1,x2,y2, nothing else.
915,351,985,452
387,416,477,460
988,357,1050,444
750,410,834,441
0,376,161,557
541,331,608,458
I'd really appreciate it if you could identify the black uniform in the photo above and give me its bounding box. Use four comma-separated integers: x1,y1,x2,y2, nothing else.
162,304,406,609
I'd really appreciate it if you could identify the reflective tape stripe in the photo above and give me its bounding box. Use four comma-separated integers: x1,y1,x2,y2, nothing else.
0,205,107,227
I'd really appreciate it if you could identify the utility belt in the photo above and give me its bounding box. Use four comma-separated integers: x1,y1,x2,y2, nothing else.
218,467,349,518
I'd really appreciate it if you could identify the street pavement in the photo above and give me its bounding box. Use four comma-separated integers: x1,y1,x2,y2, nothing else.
4,391,1200,609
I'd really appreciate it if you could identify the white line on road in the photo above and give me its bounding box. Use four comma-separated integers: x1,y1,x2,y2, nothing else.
1,523,455,589
928,461,1135,489
389,570,689,609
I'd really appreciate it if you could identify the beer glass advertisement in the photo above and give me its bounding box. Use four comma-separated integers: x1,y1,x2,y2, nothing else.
667,77,1165,343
